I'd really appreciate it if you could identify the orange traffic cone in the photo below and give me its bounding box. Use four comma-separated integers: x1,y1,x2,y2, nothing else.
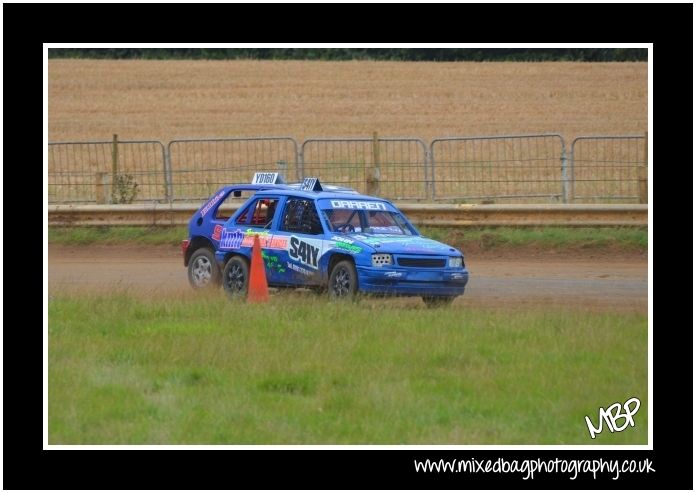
248,234,270,303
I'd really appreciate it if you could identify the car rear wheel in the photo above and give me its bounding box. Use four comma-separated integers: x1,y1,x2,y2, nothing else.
222,256,249,299
422,296,455,308
187,248,221,289
328,260,358,300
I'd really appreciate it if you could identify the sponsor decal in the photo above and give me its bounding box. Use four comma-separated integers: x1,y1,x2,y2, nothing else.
241,229,270,247
450,272,466,280
372,226,403,234
286,261,313,277
331,236,354,244
200,191,225,217
262,251,286,273
384,271,403,278
403,246,439,254
220,228,244,249
267,237,289,249
333,241,362,254
211,224,223,241
358,236,437,250
361,235,426,244
329,200,387,211
240,233,289,250
359,236,393,245
288,236,322,269
245,228,270,237
364,238,388,245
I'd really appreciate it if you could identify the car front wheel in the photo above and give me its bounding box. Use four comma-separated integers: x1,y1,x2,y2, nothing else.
187,248,221,289
222,256,249,299
328,260,358,300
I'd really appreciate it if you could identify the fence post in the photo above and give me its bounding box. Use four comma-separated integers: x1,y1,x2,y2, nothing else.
163,144,173,202
95,172,107,204
276,159,288,179
294,139,302,182
429,143,439,201
569,140,575,204
638,131,648,204
111,134,119,202
297,143,305,181
367,132,381,196
561,143,572,204
425,147,435,201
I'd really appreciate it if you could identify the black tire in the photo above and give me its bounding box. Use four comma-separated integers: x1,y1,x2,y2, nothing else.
422,296,455,308
222,256,249,299
187,247,221,289
328,260,358,300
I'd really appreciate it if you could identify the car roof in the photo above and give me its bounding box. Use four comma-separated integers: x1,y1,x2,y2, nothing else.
218,183,382,201
218,183,360,194
216,184,290,193
252,188,389,202
285,183,358,193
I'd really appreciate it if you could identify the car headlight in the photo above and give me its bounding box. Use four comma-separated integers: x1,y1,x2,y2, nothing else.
448,257,463,268
372,254,393,267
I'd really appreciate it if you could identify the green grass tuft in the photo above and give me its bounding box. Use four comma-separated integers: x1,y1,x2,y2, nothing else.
421,226,647,250
49,226,187,246
49,226,648,251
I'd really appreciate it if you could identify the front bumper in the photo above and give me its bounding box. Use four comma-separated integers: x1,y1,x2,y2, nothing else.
356,266,469,297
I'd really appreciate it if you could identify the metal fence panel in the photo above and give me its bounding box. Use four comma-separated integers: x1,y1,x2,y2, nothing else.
301,138,429,200
167,137,299,201
430,134,566,203
48,133,648,205
570,136,647,203
48,140,167,204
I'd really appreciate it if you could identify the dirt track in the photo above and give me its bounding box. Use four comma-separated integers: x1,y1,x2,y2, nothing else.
47,245,648,312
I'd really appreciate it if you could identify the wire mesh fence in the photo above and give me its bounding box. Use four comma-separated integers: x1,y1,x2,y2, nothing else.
430,134,566,203
48,140,167,204
301,138,429,200
47,133,648,204
167,137,300,201
570,135,647,203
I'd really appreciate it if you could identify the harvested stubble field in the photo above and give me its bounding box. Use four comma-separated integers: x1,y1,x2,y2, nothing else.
49,60,647,143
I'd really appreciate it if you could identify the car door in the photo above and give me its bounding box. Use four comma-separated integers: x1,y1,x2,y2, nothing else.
234,195,288,283
273,197,326,286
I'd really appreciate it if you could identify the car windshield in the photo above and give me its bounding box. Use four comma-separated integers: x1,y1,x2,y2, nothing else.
323,209,414,235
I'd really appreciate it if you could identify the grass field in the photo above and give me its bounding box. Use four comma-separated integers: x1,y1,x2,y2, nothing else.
48,291,648,445
48,60,647,142
47,225,648,253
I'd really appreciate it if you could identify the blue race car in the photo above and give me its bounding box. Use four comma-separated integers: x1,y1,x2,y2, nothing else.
182,173,469,306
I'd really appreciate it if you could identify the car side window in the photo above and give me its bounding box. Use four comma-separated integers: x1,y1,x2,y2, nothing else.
280,199,323,235
234,202,253,224
236,198,279,227
214,190,254,220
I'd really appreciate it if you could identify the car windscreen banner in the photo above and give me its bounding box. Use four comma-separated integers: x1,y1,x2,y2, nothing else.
317,198,397,213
